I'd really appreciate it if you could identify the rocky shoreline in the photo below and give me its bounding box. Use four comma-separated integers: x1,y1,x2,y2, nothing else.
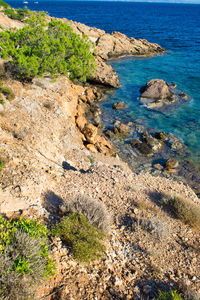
0,10,200,300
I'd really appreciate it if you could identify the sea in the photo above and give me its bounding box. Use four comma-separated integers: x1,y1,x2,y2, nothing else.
6,0,200,193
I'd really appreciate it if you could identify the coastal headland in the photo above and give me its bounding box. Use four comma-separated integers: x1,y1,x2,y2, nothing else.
0,7,200,299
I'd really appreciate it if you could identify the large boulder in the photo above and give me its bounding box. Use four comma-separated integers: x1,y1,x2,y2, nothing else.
140,79,173,100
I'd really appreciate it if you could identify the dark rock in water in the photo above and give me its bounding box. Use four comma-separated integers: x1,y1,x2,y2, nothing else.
130,139,139,147
178,91,189,100
140,79,173,100
104,129,115,139
168,82,177,89
130,139,153,157
114,123,130,135
141,132,163,151
165,158,179,170
168,133,184,151
112,102,127,109
154,131,168,142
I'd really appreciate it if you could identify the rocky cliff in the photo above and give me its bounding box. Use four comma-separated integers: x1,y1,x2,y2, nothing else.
0,11,199,300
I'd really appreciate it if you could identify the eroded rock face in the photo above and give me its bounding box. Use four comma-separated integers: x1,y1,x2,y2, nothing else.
91,56,120,88
140,79,173,100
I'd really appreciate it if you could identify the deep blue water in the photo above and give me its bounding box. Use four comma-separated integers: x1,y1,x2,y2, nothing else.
6,1,200,165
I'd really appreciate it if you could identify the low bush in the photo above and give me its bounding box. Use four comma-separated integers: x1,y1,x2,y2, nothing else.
0,215,56,299
4,7,30,21
162,194,200,229
52,212,106,263
157,290,183,300
60,194,111,232
0,18,96,82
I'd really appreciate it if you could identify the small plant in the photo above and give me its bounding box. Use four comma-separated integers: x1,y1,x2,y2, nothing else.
88,155,95,164
0,161,4,173
0,98,5,105
52,212,106,263
162,194,200,229
60,194,111,232
157,290,183,300
0,215,56,299
0,81,15,100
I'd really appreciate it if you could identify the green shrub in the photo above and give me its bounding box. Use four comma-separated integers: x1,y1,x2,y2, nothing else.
157,290,183,300
0,215,56,299
52,212,106,263
4,7,30,21
0,19,96,82
0,0,10,8
162,194,200,229
0,99,5,105
60,194,111,232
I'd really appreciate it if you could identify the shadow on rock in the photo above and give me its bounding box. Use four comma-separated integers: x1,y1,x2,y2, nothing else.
43,191,64,223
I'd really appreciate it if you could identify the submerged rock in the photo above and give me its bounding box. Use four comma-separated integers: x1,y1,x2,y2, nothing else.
114,123,130,135
112,102,127,109
154,131,168,142
165,158,179,170
130,139,153,157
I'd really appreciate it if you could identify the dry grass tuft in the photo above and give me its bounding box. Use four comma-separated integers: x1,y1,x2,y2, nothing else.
60,194,111,232
162,193,200,229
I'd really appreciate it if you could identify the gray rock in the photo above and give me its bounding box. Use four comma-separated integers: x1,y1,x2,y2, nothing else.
140,79,173,100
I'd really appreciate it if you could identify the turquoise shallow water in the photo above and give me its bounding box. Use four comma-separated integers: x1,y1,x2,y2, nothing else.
102,51,200,165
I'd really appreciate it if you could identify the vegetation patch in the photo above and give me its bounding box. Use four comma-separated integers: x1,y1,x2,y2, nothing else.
0,15,96,82
52,212,106,263
0,81,15,100
60,194,111,232
157,290,183,300
0,215,56,299
162,194,200,229
0,161,4,173
3,7,30,21
0,0,10,8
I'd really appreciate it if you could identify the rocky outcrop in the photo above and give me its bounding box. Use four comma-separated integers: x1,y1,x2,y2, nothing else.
140,79,173,100
62,19,165,87
139,79,190,109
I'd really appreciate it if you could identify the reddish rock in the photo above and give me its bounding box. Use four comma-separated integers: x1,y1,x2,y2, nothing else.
82,123,98,144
